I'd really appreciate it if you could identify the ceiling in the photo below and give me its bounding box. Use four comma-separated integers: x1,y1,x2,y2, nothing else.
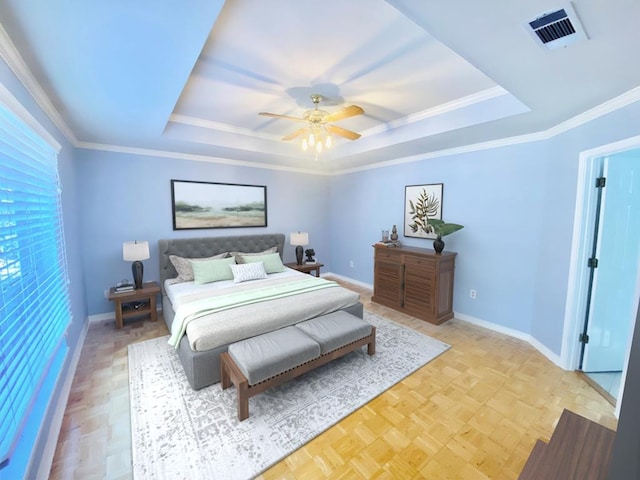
0,0,639,173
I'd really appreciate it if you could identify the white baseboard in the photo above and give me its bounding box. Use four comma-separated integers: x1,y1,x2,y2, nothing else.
322,271,373,291
88,311,114,322
321,276,566,369
454,312,564,369
88,305,162,323
35,318,89,479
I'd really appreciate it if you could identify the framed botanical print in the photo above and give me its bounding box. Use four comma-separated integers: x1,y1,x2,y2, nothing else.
404,183,443,239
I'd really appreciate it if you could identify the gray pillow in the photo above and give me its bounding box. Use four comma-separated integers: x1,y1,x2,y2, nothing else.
227,246,277,257
169,252,229,282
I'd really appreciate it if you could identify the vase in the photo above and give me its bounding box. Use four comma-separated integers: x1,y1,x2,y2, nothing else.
433,235,445,254
390,225,398,241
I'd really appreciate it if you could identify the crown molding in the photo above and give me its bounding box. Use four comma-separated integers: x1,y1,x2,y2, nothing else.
169,113,278,141
0,81,61,151
2,16,638,174
79,81,640,176
544,85,640,138
75,141,331,176
360,86,509,138
0,23,78,146
332,86,640,175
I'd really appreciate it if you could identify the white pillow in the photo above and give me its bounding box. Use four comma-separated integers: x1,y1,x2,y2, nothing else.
229,262,268,283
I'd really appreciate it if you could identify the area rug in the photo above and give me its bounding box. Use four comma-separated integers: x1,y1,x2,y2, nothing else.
128,311,450,480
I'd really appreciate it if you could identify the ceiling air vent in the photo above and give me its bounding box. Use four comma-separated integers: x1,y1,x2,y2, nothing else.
525,3,587,50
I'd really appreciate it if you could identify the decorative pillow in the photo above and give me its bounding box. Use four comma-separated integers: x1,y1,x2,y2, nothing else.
169,253,228,282
227,246,277,257
236,252,286,274
191,256,236,285
229,262,268,283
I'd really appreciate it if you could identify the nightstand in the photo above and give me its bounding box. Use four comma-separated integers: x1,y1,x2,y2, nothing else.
285,262,324,277
108,281,160,329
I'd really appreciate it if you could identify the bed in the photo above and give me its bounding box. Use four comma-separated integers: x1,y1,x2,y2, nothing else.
158,233,363,390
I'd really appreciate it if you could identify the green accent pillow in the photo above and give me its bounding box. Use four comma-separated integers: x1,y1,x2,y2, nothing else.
192,256,236,284
236,253,286,274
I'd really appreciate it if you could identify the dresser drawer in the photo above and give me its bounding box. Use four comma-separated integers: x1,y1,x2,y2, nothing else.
403,254,436,268
375,249,401,261
372,245,456,325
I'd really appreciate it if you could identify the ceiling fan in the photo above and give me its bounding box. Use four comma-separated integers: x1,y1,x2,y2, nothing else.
259,94,364,153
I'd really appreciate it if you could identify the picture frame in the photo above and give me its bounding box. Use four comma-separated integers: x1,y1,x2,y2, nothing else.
404,183,443,239
171,180,267,230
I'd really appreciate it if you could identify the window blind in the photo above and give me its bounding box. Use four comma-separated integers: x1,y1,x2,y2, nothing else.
0,102,71,468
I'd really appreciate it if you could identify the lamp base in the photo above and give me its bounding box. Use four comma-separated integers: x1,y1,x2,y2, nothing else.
295,245,304,265
132,261,144,289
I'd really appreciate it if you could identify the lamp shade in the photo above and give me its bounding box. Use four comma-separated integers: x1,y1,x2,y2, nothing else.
289,232,309,246
123,241,150,261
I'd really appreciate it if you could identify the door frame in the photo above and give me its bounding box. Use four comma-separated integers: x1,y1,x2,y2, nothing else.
561,134,640,415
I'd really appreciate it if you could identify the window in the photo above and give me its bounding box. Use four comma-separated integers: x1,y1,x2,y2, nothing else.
0,95,70,471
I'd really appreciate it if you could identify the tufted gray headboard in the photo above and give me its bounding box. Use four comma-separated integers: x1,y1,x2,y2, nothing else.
158,233,285,294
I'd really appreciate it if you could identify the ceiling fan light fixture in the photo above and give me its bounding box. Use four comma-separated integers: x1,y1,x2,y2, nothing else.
260,93,364,158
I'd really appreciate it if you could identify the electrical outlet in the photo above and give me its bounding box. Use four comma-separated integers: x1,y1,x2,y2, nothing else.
104,289,109,299
470,289,477,299
349,260,355,268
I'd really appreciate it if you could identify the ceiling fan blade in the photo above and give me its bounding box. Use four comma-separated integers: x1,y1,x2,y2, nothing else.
259,112,306,122
323,105,364,123
282,128,307,141
326,124,361,141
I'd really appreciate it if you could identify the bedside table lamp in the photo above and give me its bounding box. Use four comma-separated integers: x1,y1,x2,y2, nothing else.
290,232,309,265
123,240,150,289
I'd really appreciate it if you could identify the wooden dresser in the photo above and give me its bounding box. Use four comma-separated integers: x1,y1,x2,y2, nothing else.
372,245,456,325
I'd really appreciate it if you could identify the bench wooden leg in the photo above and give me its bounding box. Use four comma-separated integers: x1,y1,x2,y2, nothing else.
367,327,376,355
220,354,231,390
238,379,249,421
220,352,251,421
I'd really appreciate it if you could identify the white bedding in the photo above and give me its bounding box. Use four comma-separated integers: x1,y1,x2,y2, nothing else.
164,268,302,309
164,268,360,352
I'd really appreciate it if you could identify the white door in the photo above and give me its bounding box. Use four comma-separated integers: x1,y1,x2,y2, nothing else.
582,154,640,372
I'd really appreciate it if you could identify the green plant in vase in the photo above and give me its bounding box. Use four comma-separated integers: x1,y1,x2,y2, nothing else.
427,218,463,253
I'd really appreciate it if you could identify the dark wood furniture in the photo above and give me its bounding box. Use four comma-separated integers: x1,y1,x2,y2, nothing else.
285,262,324,277
108,281,160,329
372,245,456,325
519,409,615,479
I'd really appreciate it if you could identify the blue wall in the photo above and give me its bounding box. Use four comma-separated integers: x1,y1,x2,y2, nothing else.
329,101,640,356
77,100,640,358
77,150,331,314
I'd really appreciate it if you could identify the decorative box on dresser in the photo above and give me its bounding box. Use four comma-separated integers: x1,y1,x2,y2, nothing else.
372,245,456,325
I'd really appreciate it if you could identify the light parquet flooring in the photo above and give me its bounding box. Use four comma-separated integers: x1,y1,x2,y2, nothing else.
49,278,616,479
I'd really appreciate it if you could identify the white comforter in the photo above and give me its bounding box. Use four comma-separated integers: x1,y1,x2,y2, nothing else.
165,270,360,351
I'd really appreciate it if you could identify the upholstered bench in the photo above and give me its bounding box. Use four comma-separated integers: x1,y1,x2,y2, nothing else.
220,311,376,420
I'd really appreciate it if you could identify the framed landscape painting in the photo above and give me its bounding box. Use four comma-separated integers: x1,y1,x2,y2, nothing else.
171,180,267,230
404,183,443,239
